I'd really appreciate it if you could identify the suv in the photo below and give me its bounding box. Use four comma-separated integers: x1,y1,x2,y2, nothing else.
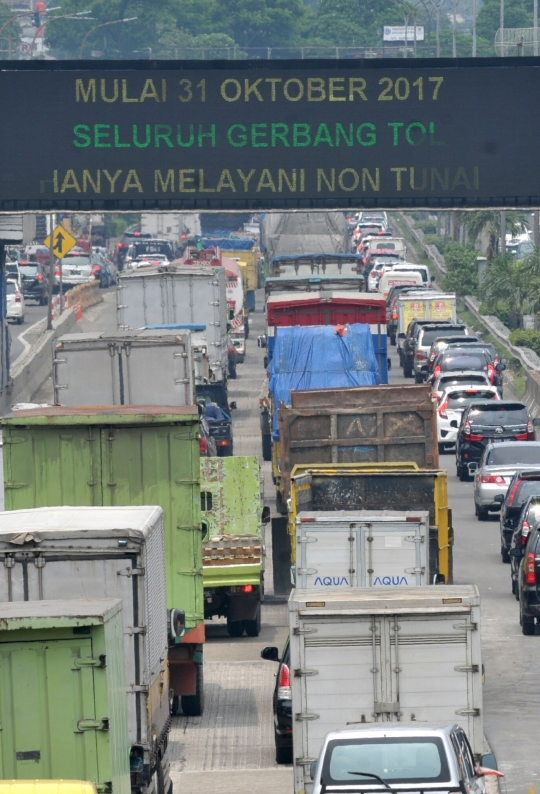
499,469,540,562
18,260,48,305
261,639,292,764
456,400,539,481
509,495,540,596
513,521,540,634
401,320,465,378
413,324,469,383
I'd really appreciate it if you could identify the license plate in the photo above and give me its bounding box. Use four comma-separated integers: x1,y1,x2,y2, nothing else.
70,269,81,275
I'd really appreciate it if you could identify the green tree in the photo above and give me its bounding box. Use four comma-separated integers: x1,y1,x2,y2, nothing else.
443,242,479,297
308,0,400,47
0,5,22,59
478,252,540,327
45,0,181,59
465,211,528,262
476,0,532,43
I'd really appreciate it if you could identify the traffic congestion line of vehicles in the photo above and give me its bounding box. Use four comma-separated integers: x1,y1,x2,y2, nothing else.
0,216,271,794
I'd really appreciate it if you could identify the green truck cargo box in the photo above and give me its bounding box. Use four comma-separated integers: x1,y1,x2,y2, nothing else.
1,406,204,706
200,456,268,637
0,598,130,794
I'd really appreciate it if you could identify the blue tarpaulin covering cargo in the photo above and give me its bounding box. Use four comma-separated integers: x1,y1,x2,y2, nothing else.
268,324,380,440
202,238,255,250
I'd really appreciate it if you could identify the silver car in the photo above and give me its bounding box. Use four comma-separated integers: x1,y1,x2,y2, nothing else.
57,252,94,288
470,441,540,520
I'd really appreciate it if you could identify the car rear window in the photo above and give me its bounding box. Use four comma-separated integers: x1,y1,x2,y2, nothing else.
323,738,450,784
525,502,540,524
447,390,497,408
442,354,487,371
19,264,39,275
6,282,16,295
421,328,464,346
515,479,540,505
62,255,90,267
487,446,540,465
469,404,529,425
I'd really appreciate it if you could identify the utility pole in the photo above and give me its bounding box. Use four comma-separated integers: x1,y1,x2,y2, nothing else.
535,0,538,55
500,0,505,56
472,0,477,56
534,210,539,249
46,213,55,330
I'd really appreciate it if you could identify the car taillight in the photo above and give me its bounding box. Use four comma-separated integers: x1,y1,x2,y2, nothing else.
199,436,208,454
371,270,377,277
277,663,291,700
37,272,43,281
506,480,520,508
416,351,427,360
515,432,529,441
464,421,482,442
15,295,21,303
438,399,448,419
464,421,471,436
479,475,506,484
528,420,535,440
521,520,530,544
92,265,101,272
392,311,398,321
218,440,229,447
525,551,537,584
433,365,441,379
487,364,495,384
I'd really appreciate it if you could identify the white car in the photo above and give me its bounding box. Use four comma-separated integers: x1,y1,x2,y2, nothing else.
130,253,170,270
6,278,25,324
367,261,387,291
431,370,491,400
437,384,500,451
57,252,95,288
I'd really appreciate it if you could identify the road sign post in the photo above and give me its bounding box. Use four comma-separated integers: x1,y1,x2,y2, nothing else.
44,222,77,329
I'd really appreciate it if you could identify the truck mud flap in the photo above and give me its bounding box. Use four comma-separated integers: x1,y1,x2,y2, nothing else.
272,517,291,597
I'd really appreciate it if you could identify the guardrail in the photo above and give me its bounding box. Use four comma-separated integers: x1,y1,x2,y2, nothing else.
398,212,540,417
4,279,103,412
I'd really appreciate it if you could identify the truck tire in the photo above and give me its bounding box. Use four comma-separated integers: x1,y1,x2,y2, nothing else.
501,545,510,564
156,753,166,794
275,738,293,765
244,602,261,637
276,490,287,515
403,360,413,378
262,433,272,462
520,605,535,635
390,334,396,347
414,372,424,383
181,664,204,716
227,620,244,637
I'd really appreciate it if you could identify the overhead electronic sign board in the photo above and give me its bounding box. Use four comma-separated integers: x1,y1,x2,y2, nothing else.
0,58,539,211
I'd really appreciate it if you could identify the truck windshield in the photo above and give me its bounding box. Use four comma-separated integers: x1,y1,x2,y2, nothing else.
323,738,450,784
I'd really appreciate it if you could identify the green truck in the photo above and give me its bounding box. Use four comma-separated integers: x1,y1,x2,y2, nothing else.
201,456,269,637
1,405,204,716
0,598,130,794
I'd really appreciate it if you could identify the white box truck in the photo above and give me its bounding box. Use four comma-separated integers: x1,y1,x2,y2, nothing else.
295,510,429,589
141,212,201,243
53,329,194,406
117,265,228,383
289,585,483,794
0,505,172,794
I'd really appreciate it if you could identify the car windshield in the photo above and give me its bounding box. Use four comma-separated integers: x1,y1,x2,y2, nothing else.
447,390,497,408
19,264,39,275
62,255,90,267
487,446,540,465
324,738,450,784
469,404,529,425
442,355,486,371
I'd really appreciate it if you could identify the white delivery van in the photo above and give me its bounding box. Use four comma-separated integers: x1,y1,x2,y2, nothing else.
379,268,424,298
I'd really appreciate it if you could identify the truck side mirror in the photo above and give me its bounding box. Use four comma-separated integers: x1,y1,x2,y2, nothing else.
467,462,478,474
510,547,524,558
310,761,317,780
229,402,237,410
533,418,540,427
258,335,267,348
480,754,499,772
260,646,279,662
169,609,185,639
398,332,406,339
493,493,505,504
431,275,436,282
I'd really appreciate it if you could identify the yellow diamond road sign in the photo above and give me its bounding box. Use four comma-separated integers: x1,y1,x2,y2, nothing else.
43,225,78,259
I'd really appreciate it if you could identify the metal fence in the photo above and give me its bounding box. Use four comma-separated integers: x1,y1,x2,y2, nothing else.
163,44,437,60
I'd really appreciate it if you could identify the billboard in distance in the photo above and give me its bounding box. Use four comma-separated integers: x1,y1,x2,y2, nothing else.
383,26,425,41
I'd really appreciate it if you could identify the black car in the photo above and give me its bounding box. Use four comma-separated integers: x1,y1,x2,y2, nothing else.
513,521,540,634
18,261,48,305
499,470,540,562
427,335,480,374
443,343,506,391
431,347,499,386
509,495,540,596
261,639,292,764
456,400,539,481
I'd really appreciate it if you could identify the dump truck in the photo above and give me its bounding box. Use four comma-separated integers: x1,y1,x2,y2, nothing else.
264,326,381,513
199,238,259,312
268,253,364,278
0,506,171,791
288,586,483,794
264,274,366,302
1,405,204,716
117,266,228,384
287,462,452,584
200,456,270,637
0,598,131,794
278,384,438,503
53,330,195,406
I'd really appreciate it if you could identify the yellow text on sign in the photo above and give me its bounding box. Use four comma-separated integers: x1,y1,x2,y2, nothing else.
43,225,77,259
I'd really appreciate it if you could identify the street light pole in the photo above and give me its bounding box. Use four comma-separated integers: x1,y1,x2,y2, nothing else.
534,0,538,55
78,17,137,59
472,0,477,56
500,0,505,56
